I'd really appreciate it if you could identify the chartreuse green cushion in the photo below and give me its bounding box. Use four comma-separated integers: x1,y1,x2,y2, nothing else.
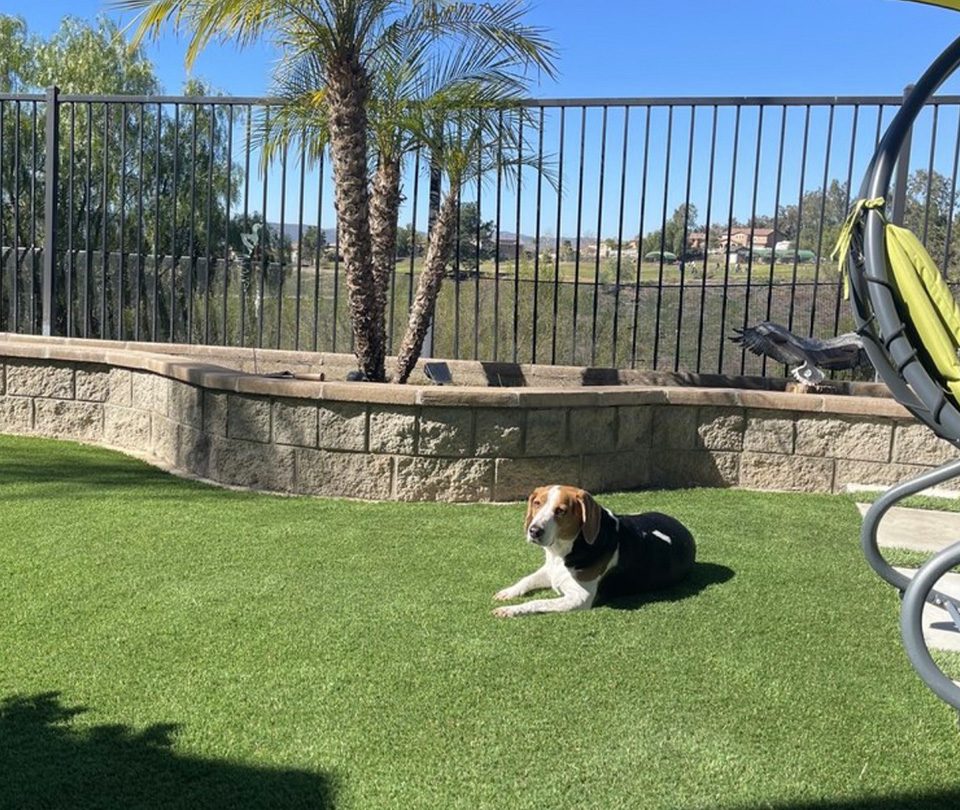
885,223,960,401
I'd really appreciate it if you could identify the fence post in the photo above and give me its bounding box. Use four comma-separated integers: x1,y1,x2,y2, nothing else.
41,85,59,336
890,84,913,226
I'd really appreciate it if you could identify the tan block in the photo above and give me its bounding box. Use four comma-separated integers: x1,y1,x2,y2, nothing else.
834,459,930,493
132,372,168,414
5,360,74,399
525,409,568,456
273,400,318,447
151,416,179,465
494,456,581,501
696,407,745,451
744,410,795,454
33,399,103,441
318,402,367,451
295,448,393,500
227,395,272,443
168,381,202,429
103,405,151,452
893,423,960,467
475,408,524,457
794,416,892,462
76,367,132,405
395,457,494,501
651,405,698,450
209,437,295,492
178,426,212,478
581,449,652,493
418,407,473,456
568,406,616,452
739,451,834,493
203,391,229,437
369,406,418,455
0,395,32,432
649,450,739,489
617,405,653,450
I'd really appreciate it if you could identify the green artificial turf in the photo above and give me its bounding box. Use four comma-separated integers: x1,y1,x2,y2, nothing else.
2,434,960,809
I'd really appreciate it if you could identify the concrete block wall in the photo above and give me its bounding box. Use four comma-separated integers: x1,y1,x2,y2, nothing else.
0,335,956,502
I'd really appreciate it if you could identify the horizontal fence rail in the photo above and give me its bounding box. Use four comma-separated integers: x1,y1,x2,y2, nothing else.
3,87,959,378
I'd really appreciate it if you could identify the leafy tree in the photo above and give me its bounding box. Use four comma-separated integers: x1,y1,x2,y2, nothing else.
122,0,556,381
456,200,495,263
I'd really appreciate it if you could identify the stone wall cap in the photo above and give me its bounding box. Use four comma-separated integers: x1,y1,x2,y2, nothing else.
0,334,911,416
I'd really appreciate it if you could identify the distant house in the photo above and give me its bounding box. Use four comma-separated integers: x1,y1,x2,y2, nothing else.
718,227,784,251
687,231,709,253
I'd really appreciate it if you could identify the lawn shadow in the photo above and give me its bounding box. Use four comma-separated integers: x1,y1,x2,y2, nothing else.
0,692,336,809
598,560,735,610
744,790,960,809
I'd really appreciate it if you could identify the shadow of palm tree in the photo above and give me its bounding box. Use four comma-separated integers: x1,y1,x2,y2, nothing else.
0,692,336,809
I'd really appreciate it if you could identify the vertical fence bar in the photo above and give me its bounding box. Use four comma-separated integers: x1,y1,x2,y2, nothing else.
630,106,651,369
786,105,811,335
493,115,503,360
611,105,629,368
258,106,270,349
313,152,324,352
512,114,523,363
572,105,586,364
738,105,764,375
187,103,198,341
550,106,565,366
12,101,20,333
716,104,741,374
809,103,835,338
832,104,860,338
223,104,233,345
118,102,127,341
83,102,92,338
922,102,939,245
42,86,59,335
66,102,75,337
474,123,482,361
241,105,251,346
891,89,912,226
204,103,215,344
674,105,696,372
152,102,162,341
652,105,673,369
276,139,288,350
590,105,608,366
30,101,38,332
171,103,179,341
531,106,544,363
761,105,789,375
695,105,719,373
135,103,145,341
295,134,306,350
100,102,109,339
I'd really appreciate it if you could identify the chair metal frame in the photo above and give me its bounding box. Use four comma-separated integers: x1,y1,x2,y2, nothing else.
846,33,960,711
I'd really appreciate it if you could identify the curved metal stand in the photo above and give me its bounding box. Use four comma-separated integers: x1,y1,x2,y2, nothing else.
902,542,960,711
843,32,960,713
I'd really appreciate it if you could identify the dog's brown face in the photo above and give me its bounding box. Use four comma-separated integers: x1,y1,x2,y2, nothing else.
524,485,602,547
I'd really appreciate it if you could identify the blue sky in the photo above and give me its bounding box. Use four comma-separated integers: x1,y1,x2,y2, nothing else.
3,0,960,239
2,0,960,99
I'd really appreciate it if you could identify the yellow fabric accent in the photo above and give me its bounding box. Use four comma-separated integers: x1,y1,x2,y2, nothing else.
885,224,960,401
906,0,960,11
832,197,886,298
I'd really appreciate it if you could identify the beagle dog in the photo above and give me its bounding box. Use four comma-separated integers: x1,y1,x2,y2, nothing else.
493,485,696,617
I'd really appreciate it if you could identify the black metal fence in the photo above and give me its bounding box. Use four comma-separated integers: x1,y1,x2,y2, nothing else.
3,87,958,376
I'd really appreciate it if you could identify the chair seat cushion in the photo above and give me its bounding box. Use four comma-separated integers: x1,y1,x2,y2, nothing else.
885,224,960,402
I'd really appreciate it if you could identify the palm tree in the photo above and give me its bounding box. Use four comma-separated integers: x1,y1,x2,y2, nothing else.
117,0,555,380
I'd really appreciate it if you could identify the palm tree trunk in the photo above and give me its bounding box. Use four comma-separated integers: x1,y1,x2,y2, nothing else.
369,155,401,378
394,187,460,384
325,58,382,380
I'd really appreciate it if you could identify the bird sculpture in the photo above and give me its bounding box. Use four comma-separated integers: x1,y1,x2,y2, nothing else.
730,321,871,386
239,222,263,259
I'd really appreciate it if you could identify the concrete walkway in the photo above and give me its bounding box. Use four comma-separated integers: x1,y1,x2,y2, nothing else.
856,503,960,652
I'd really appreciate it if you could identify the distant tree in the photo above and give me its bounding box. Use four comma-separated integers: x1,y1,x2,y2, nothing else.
298,225,326,265
456,201,495,266
641,203,698,259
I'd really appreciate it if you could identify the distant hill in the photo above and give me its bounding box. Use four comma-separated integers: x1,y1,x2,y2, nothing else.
269,222,583,247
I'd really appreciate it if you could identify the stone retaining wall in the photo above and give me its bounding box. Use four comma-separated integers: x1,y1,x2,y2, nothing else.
1,335,957,501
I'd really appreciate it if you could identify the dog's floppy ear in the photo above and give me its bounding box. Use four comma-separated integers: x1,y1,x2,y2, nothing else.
524,488,542,532
576,490,602,544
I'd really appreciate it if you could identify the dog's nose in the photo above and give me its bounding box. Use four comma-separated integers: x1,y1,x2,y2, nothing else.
528,524,544,540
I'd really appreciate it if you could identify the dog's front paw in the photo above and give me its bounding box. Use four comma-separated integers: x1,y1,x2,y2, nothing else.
493,604,522,618
493,587,519,602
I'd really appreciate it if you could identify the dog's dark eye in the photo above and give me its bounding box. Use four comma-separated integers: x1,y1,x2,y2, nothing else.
532,500,541,507
555,507,566,516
